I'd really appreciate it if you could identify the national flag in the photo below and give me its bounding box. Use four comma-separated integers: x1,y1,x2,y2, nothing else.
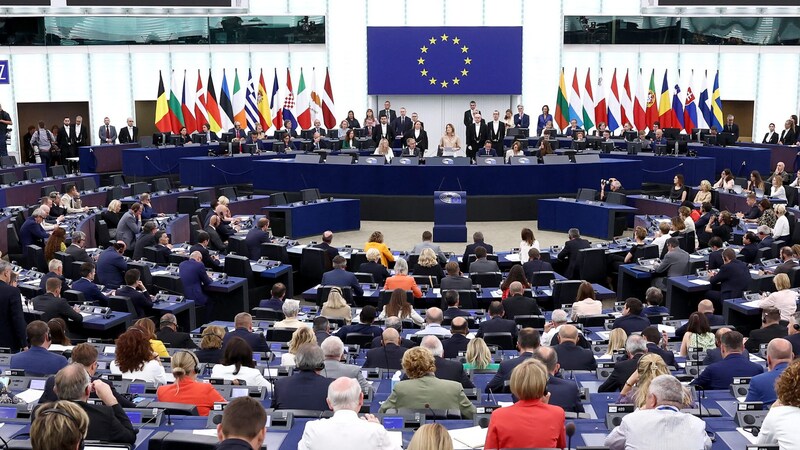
321,67,336,129
554,68,570,130
310,67,322,123
672,70,686,131
257,69,272,130
168,70,185,133
206,70,222,133
181,70,196,134
658,70,672,128
711,70,723,130
569,68,583,127
295,68,312,129
645,69,659,131
219,69,234,131
582,68,595,132
633,69,647,131
244,68,259,131
155,71,171,133
270,69,282,129
594,69,608,129
232,69,246,128
697,70,711,129
620,69,634,129
281,68,297,130
194,70,208,132
607,69,621,133
683,70,698,133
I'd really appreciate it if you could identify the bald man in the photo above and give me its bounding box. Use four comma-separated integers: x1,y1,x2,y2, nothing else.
676,299,724,338
553,325,597,371
442,316,470,358
745,338,793,406
414,307,451,337
363,328,407,371
503,281,542,319
178,251,212,320
118,117,138,144
703,327,750,365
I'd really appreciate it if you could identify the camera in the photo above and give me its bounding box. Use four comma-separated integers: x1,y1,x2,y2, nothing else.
600,179,608,186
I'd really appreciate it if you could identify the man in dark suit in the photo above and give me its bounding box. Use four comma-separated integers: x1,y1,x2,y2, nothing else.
56,117,74,159
598,335,648,392
723,114,740,142
156,313,196,349
320,255,363,296
442,290,472,320
556,228,591,279
442,317,470,358
51,363,136,444
178,251,212,319
553,325,597,371
706,237,725,270
739,232,760,264
132,221,158,261
150,231,172,264
370,317,417,350
65,231,92,263
487,110,506,154
244,217,271,260
476,140,497,157
612,298,651,335
118,117,138,144
215,397,267,450
313,230,339,267
640,327,676,367
440,262,473,291
273,345,333,411
763,123,779,144
468,246,500,273
190,231,222,269
363,328,408,370
71,262,109,305
745,308,788,353
707,248,751,307
703,327,750,365
463,101,481,130
392,107,413,137
477,301,517,339
779,120,797,145
40,259,69,293
20,209,49,256
0,262,32,351
10,321,69,376
205,215,228,253
745,338,793,407
419,336,474,388
72,115,89,151
462,231,494,266
259,283,286,310
96,242,128,289
485,328,540,393
115,269,153,319
378,101,397,124
199,123,219,143
533,346,584,413
772,246,798,275
676,300,725,339
337,306,383,339
465,112,488,159
692,331,764,390
372,115,395,145
513,104,530,129
33,277,83,324
98,117,117,144
522,248,554,282
222,312,268,353
503,282,542,320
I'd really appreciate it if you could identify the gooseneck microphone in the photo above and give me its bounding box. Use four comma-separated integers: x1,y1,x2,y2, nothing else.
424,403,437,423
565,422,576,450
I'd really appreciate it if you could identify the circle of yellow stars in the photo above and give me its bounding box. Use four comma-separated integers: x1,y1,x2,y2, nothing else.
418,33,471,89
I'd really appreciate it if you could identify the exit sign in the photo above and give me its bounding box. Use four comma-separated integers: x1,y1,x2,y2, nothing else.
0,61,8,85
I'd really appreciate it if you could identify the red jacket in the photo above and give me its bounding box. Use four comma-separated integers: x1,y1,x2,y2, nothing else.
156,377,225,416
484,399,566,449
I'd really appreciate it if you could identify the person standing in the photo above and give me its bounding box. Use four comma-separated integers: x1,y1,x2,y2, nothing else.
0,103,11,157
56,117,73,160
98,117,117,144
30,120,57,168
118,118,138,144
0,261,27,352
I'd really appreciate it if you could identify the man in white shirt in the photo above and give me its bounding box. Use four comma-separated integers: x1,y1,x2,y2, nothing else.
298,377,401,450
651,222,672,255
541,309,569,346
61,185,88,214
605,374,711,450
118,117,138,144
414,307,452,337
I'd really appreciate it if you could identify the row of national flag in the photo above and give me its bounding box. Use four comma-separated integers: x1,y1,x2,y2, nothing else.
555,68,724,134
155,68,337,134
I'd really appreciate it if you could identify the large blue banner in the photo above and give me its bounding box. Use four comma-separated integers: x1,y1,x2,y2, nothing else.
367,27,522,95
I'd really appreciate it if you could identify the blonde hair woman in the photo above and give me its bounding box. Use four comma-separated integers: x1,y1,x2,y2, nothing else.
408,424,453,450
31,400,89,450
280,327,316,367
320,286,352,325
411,247,444,283
196,325,225,364
605,328,628,357
464,337,499,371
102,199,124,232
373,138,393,162
758,273,797,321
438,123,462,153
618,353,682,408
218,196,230,206
156,351,224,416
693,180,712,204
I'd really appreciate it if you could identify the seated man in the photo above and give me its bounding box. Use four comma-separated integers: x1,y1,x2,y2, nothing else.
313,317,331,344
442,289,471,320
502,281,542,319
522,248,553,282
320,255,363,297
640,326,676,368
703,327,750,365
259,282,286,310
95,242,127,289
439,261,472,291
598,335,648,392
70,262,109,305
33,277,83,324
611,298,650,335
336,305,382,339
677,299,724,339
132,221,158,260
272,344,333,411
221,312,269,353
745,338,793,406
485,328,540,393
114,268,153,319
156,313,196,349
745,307,788,353
462,231,493,265
215,397,267,450
314,231,339,265
641,287,669,316
244,217,272,260
706,248,751,306
542,309,569,346
10,320,68,376
414,307,452,337
533,346,584,413
442,317,470,358
178,251,212,320
273,300,306,329
553,325,597,371
320,337,370,391
189,231,222,269
419,335,474,389
65,231,92,263
363,328,408,370
692,331,764,390
477,301,517,339
369,316,416,350
788,311,800,356
40,259,68,294
771,246,799,275
468,246,500,273
652,238,690,290
205,215,228,253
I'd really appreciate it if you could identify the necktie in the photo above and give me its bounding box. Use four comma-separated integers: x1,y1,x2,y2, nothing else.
106,126,110,139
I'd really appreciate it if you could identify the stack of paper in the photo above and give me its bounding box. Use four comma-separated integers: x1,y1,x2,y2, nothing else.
449,426,487,450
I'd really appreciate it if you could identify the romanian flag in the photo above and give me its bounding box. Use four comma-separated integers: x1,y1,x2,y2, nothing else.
554,68,569,130
154,71,171,133
658,70,673,128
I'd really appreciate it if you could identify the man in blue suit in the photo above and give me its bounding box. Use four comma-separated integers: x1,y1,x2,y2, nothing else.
20,209,49,256
272,344,332,411
244,218,272,260
534,346,584,413
513,105,530,129
485,328,540,393
259,283,285,310
96,241,127,289
320,255,363,297
676,300,724,339
522,248,553,282
10,321,68,376
706,248,751,308
650,128,667,153
71,262,110,305
640,327,677,368
745,338,793,406
179,251,212,319
115,269,153,319
703,328,749,365
612,298,650,336
221,312,269,353
692,331,764,390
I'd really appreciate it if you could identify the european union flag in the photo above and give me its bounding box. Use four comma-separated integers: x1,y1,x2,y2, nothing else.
367,27,522,95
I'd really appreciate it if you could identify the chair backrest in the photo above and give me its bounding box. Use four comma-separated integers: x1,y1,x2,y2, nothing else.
354,272,375,283
578,314,612,328
578,248,607,284
6,224,22,255
317,286,353,307
224,254,252,278
261,243,289,264
530,271,556,286
451,289,477,310
514,315,546,329
482,332,515,350
143,246,167,265
266,328,296,343
343,332,374,348
107,295,136,314
412,274,438,288
110,174,125,186
469,272,503,288
347,252,368,272
40,185,56,198
551,280,584,310
197,190,213,205
129,182,150,196
218,186,237,199
27,245,47,272
226,236,248,258
152,178,171,192
177,197,200,215
681,231,696,254
755,247,771,264
107,186,123,204
62,290,86,305
251,307,285,321
51,165,67,177
300,247,327,285
634,244,659,261
379,290,413,309
95,219,112,248
82,177,97,191
605,191,626,205
189,220,201,245
576,188,597,201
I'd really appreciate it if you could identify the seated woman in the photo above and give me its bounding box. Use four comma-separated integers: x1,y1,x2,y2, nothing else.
176,127,192,145
337,120,349,139
340,129,357,150
102,199,124,237
210,337,272,389
384,258,422,298
133,318,168,358
693,180,713,204
364,231,395,267
571,281,602,320
44,227,67,262
463,338,499,371
412,248,444,284
358,248,390,285
280,327,316,367
47,318,71,347
373,138,393,163
604,328,627,357
679,206,696,233
320,286,352,324
670,215,686,237
758,273,797,322
617,354,680,408
110,328,167,384
679,312,715,356
484,359,566,449
669,174,689,203
195,325,225,364
771,176,787,201
499,265,530,299
773,204,791,244
156,351,224,416
505,140,524,163
756,359,800,447
379,288,424,325
713,168,735,190
608,226,648,275
747,170,766,193
519,227,540,259
758,199,777,229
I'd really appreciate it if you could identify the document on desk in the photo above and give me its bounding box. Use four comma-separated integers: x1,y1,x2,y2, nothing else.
387,432,403,449
742,300,762,308
657,324,676,334
151,270,170,276
581,433,609,447
503,253,520,262
689,279,710,286
490,290,503,298
192,429,218,437
16,388,44,403
449,426,487,450
595,331,611,341
736,428,758,444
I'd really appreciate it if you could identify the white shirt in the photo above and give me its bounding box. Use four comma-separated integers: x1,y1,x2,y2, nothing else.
605,407,712,450
541,324,564,346
298,410,401,450
414,323,451,337
110,359,167,385
774,215,790,238
683,217,695,233
75,125,81,137
519,240,540,261
759,289,798,321
492,120,500,133
651,234,671,255
210,364,272,389
758,405,800,449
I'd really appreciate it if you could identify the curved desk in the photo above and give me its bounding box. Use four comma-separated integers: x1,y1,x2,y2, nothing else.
122,145,215,177
79,143,138,173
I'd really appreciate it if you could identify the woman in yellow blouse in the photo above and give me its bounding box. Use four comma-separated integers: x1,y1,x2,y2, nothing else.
133,318,169,358
364,231,395,267
693,179,712,204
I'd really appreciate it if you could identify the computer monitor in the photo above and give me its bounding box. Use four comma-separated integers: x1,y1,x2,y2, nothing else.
193,133,207,144
0,173,17,185
242,143,258,154
516,128,530,138
662,128,681,141
705,135,718,146
627,142,642,155
623,130,637,142
300,129,315,140
168,135,184,146
654,144,668,156
272,142,286,153
220,132,234,143
718,132,735,147
273,130,288,141
24,168,40,181
295,153,323,164
600,142,615,154
0,155,16,168
301,188,321,202
354,128,367,138
152,132,171,146
327,130,339,139
571,140,588,151
692,128,709,142
547,138,559,150
152,178,171,193
270,192,288,206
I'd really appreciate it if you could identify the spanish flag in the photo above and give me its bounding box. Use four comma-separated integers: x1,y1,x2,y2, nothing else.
257,69,272,130
155,71,171,133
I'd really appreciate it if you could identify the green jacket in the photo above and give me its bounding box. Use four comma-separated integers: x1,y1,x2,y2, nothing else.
378,374,476,419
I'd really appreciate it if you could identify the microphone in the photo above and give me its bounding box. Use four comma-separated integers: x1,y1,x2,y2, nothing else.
423,403,437,423
145,155,150,160
135,407,164,431
211,164,217,169
565,422,576,450
695,385,705,419
486,387,497,406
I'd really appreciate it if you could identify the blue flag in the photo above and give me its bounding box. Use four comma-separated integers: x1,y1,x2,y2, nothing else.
367,27,522,95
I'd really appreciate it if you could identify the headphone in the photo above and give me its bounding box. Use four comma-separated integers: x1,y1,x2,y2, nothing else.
176,350,201,374
38,407,85,450
793,322,800,331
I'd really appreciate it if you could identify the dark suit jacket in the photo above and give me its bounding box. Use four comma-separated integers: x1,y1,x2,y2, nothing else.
485,351,533,393
780,128,797,145
66,244,92,263
259,298,283,310
476,316,517,339
463,109,481,127
195,348,224,364
439,275,473,291
41,271,68,294
691,353,764,390
598,353,643,392
0,282,29,351
70,278,109,305
774,260,798,275
132,232,157,261
39,375,135,408
10,346,68,376
548,375,584,413
433,357,474,388
222,327,269,353
646,342,676,367
56,125,72,151
443,307,471,320
463,241,494,264
465,122,489,154
372,124,395,144
189,243,221,269
739,243,759,264
514,113,531,129
522,260,554,282
487,121,506,149
745,323,788,353
178,258,212,306
403,129,428,150
442,333,470,358
205,225,227,253
554,342,597,371
96,247,127,289
502,295,542,320
723,123,740,141
216,439,252,450
115,285,153,318
378,109,397,123
557,238,591,279
73,401,136,444
32,293,83,324
118,126,139,144
786,333,800,357
358,261,390,285
476,147,497,157
763,132,779,144
612,314,651,336
156,326,197,349
272,371,333,410
702,347,749,365
708,249,724,270
313,242,339,267
709,259,751,300
320,268,363,296
371,336,416,350
363,343,407,370
244,228,271,260
392,116,413,136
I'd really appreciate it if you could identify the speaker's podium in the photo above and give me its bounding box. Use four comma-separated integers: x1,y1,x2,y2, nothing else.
433,191,467,242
